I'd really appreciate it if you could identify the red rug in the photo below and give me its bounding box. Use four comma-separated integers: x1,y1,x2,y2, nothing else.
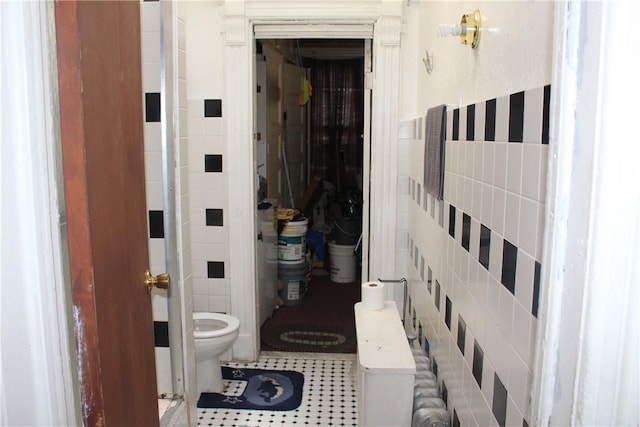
260,274,361,353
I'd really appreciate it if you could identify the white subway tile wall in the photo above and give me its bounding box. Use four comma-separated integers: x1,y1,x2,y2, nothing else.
400,85,549,427
187,97,229,315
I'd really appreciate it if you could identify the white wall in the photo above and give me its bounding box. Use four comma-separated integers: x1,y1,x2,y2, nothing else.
398,2,554,426
402,1,553,118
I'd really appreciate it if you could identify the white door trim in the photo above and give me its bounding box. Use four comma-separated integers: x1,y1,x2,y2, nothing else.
223,1,403,360
531,1,640,425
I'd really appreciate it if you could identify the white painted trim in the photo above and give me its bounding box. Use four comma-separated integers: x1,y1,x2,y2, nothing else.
0,1,78,424
254,23,374,38
532,1,640,425
223,1,403,359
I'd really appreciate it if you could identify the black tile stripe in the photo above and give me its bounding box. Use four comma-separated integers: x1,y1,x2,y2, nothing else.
427,267,433,294
204,154,223,172
492,373,508,427
472,339,484,387
204,99,222,117
453,409,461,427
485,98,497,141
466,104,475,141
509,91,525,142
435,280,441,311
445,296,452,330
449,205,456,238
501,240,518,294
145,92,161,122
452,108,460,141
542,85,551,144
207,261,225,278
479,224,491,270
442,381,448,407
420,255,425,281
457,315,466,354
417,183,421,206
148,210,164,238
154,321,169,347
432,357,438,376
532,261,541,317
414,246,419,269
462,213,471,251
206,208,224,226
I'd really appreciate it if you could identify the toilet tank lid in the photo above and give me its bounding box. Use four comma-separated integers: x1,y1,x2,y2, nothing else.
355,302,417,374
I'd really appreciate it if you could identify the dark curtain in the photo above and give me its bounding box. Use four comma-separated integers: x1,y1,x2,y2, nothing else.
309,58,364,192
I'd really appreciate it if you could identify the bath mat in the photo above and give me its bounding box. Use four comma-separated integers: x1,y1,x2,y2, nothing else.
197,367,304,411
261,324,356,353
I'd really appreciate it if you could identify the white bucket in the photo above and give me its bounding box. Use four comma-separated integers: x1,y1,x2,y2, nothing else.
278,218,308,261
328,241,357,283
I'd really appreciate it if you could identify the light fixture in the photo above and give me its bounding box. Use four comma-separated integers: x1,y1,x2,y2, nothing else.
437,10,482,49
460,10,481,48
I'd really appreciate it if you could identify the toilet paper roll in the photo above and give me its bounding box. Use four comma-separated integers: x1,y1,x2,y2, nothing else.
361,281,385,311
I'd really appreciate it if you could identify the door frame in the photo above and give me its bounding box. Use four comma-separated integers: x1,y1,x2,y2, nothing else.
223,2,403,360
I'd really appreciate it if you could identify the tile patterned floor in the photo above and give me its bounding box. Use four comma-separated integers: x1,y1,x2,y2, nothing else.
197,352,358,427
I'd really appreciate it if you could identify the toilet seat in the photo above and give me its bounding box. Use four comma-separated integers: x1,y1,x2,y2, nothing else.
193,312,240,339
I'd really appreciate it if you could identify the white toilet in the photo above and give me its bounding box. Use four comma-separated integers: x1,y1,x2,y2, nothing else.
193,312,240,395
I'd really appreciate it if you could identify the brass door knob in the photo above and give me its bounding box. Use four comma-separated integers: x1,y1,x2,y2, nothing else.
145,270,170,293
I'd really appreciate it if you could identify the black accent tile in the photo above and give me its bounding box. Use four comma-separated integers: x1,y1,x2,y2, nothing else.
509,91,525,143
427,267,433,294
452,109,460,141
204,99,222,117
453,409,460,427
204,154,223,172
449,205,456,238
542,85,551,145
472,339,484,387
418,323,424,348
438,200,444,228
445,296,452,330
435,280,441,311
457,315,466,354
485,98,497,141
479,224,491,270
207,261,225,278
206,208,224,226
532,261,541,317
442,381,448,407
462,213,471,251
154,321,169,347
523,420,529,427
145,92,161,122
148,210,164,238
414,246,419,269
466,104,476,141
417,183,421,206
420,255,425,281
492,373,508,427
143,0,160,2
413,308,417,331
432,358,438,377
501,240,518,294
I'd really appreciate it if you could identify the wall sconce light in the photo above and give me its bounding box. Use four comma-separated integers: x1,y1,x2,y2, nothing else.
437,10,482,49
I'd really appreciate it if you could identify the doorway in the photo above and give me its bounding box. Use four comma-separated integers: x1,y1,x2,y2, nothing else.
255,38,370,353
223,12,402,361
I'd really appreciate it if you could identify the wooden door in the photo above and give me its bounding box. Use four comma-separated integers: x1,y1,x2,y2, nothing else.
55,1,159,426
